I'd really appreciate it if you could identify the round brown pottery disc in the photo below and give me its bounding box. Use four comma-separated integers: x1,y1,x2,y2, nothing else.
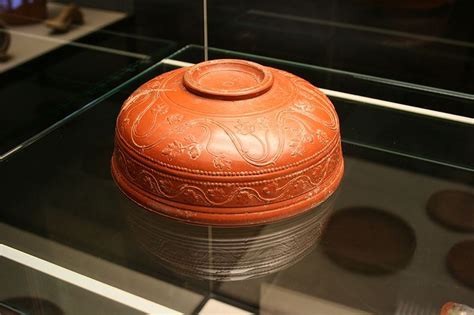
446,240,474,289
322,207,416,274
427,190,474,232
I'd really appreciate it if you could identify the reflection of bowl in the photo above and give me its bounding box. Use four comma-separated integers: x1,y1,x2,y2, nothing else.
126,194,337,281
322,207,416,275
427,190,474,232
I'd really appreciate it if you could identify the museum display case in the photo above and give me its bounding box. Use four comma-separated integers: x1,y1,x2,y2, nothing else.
0,0,177,158
0,0,472,314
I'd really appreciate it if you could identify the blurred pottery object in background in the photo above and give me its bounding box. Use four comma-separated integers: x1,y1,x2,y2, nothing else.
111,59,344,226
322,207,416,274
440,302,474,315
0,0,47,25
45,3,84,34
427,190,474,232
0,18,10,62
446,240,474,289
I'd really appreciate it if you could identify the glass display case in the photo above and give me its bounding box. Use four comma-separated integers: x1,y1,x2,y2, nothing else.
0,1,473,314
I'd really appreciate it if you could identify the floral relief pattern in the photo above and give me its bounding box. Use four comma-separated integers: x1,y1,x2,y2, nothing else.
292,102,314,113
207,187,227,200
212,153,232,171
117,67,339,171
315,129,329,145
234,117,271,135
158,179,175,195
262,182,279,196
161,135,201,161
287,126,315,157
166,113,184,125
152,104,169,115
256,117,270,130
234,120,256,135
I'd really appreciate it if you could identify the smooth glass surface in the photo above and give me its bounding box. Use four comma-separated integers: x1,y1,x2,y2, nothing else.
1,0,473,314
1,57,473,314
0,256,146,315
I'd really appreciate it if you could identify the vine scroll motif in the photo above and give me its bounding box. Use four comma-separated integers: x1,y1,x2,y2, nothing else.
115,143,341,207
118,69,339,170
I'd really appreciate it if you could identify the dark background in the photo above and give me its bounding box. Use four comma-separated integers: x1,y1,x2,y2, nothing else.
116,0,474,94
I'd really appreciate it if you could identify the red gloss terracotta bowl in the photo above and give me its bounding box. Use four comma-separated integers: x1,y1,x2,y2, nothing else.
111,59,344,226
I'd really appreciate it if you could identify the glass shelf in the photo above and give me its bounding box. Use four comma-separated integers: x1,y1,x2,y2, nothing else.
0,255,151,315
0,51,472,314
169,45,473,172
0,21,176,158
